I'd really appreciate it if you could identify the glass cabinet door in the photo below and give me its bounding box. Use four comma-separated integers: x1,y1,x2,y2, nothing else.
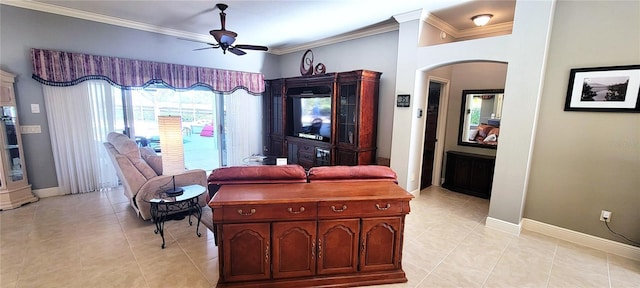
338,84,357,146
2,106,23,184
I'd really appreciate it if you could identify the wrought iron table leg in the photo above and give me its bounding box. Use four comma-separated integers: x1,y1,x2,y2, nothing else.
151,203,167,249
186,198,202,237
193,203,202,237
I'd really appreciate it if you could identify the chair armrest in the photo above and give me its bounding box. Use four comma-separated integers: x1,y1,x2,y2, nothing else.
137,169,207,203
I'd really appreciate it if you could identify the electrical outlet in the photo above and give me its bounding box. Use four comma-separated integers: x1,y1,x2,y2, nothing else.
600,210,612,222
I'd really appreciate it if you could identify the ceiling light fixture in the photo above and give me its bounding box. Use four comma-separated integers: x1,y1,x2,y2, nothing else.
471,14,493,27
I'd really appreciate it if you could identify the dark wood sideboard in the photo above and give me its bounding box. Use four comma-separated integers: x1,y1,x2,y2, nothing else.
442,151,496,199
209,182,414,287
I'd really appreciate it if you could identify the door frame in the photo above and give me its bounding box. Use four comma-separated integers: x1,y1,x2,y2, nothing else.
421,76,450,188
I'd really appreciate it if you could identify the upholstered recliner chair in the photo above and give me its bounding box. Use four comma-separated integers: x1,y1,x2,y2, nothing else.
104,132,207,220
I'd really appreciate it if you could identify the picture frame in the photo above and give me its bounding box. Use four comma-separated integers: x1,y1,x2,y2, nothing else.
564,64,640,112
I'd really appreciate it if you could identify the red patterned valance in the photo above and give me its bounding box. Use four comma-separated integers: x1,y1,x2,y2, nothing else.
31,48,264,95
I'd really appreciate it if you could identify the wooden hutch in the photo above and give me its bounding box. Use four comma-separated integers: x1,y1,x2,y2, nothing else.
264,70,381,168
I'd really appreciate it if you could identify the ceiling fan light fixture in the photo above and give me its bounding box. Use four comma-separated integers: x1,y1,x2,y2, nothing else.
210,30,237,44
183,3,268,56
471,14,493,27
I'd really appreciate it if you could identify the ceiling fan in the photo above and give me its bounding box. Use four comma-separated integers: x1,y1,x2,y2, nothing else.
185,3,268,55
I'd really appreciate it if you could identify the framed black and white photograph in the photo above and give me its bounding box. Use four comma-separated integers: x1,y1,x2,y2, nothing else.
564,65,640,112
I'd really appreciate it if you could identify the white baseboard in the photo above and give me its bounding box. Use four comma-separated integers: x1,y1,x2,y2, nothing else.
409,188,420,196
32,187,63,198
522,218,640,261
485,216,522,235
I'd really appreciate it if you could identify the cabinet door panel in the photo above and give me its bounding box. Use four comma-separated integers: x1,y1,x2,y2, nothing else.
269,137,284,157
360,217,402,272
222,223,271,282
470,159,495,194
317,219,360,275
335,149,357,166
453,156,472,189
272,221,317,279
287,141,299,164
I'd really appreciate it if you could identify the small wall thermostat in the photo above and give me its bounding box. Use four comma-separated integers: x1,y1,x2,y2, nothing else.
396,94,410,107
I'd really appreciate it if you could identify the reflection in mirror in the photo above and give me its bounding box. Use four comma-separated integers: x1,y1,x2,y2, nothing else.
458,89,504,149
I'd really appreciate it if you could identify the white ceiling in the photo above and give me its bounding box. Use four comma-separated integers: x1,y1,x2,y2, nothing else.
6,0,515,55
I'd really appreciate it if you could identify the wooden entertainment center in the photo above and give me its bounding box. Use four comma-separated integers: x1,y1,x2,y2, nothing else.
264,70,381,168
209,181,413,287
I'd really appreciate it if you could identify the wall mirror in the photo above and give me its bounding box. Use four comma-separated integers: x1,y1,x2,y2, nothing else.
458,89,504,149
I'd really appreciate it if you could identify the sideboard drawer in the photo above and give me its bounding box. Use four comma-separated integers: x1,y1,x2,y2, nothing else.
318,200,404,219
222,203,317,222
298,152,315,163
298,143,315,153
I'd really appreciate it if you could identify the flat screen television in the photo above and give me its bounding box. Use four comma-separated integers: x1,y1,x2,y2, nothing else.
288,95,332,142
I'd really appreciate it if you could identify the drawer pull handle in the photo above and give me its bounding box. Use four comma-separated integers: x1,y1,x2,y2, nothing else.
331,205,347,212
237,208,256,216
288,207,305,214
376,203,391,211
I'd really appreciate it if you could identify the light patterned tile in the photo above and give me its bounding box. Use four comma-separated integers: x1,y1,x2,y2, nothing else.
15,265,85,288
194,257,220,285
78,260,148,288
3,186,639,288
608,254,640,286
483,248,553,288
553,240,609,276
399,259,431,287
548,263,610,288
423,263,486,288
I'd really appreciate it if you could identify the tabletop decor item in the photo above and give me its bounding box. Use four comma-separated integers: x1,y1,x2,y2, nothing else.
300,49,326,76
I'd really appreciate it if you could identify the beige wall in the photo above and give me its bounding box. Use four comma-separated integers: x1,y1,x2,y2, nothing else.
525,1,640,243
443,62,507,158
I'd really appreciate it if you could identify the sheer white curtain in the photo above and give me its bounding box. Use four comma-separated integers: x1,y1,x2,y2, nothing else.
223,90,263,166
43,80,119,194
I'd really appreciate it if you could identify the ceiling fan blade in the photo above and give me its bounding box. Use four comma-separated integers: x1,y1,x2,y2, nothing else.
177,37,217,46
193,46,218,51
234,44,269,51
228,47,247,56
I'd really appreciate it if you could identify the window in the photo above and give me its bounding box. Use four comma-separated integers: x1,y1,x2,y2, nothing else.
125,86,223,171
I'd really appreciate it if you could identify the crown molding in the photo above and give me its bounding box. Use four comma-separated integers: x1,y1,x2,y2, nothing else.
423,13,459,37
393,9,423,23
2,1,215,43
270,21,399,55
424,12,513,39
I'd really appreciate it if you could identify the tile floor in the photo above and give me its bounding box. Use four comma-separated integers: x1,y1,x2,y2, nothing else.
1,186,639,288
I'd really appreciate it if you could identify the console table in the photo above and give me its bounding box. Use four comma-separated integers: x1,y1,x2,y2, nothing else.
442,151,495,199
209,181,414,287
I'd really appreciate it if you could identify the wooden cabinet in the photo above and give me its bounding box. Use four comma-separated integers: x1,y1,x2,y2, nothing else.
210,182,413,287
264,70,381,167
335,70,380,166
272,221,317,279
317,219,359,275
264,79,285,156
287,137,331,169
442,151,496,199
0,70,37,210
221,223,271,282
